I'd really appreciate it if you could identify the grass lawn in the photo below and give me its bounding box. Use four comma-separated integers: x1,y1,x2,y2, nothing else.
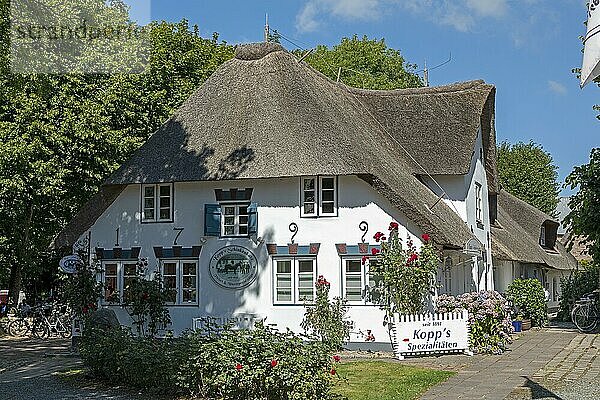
333,361,455,400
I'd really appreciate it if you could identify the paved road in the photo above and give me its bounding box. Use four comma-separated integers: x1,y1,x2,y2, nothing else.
0,337,138,400
401,327,599,400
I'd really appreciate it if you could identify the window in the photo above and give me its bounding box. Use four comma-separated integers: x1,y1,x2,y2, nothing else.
160,260,198,305
443,257,453,295
222,204,249,236
540,225,546,247
342,259,377,304
475,182,483,224
300,176,337,217
102,261,138,303
204,203,257,237
142,183,173,222
273,258,316,304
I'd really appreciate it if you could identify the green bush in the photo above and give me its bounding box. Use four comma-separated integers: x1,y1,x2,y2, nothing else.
80,321,341,399
558,261,599,321
301,275,350,350
506,279,548,327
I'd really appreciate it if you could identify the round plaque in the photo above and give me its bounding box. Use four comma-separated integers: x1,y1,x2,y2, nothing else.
209,246,258,289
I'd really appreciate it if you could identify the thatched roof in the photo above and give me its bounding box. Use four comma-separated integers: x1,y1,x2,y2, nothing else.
52,43,492,250
491,190,577,270
349,81,498,192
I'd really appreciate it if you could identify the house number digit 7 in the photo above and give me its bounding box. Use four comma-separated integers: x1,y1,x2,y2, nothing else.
173,227,184,245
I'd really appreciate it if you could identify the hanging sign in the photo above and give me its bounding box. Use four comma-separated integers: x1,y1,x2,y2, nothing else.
209,246,258,289
59,254,82,274
392,312,471,359
463,238,483,256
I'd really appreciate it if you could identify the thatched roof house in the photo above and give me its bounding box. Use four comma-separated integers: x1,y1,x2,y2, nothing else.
53,43,496,251
492,190,577,271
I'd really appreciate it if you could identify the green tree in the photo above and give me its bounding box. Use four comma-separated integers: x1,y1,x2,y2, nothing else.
565,148,600,264
497,141,560,215
0,3,234,303
299,35,423,90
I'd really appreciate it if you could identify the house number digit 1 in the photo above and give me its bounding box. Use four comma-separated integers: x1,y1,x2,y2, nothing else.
115,227,119,247
173,227,184,245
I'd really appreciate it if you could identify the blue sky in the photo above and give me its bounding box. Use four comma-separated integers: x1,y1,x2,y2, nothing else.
130,0,597,194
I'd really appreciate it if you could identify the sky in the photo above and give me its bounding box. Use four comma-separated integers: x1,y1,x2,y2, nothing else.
129,0,598,195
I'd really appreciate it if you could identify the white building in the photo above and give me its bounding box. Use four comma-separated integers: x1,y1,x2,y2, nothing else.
52,43,573,345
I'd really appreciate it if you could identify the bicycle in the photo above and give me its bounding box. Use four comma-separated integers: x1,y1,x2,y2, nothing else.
571,290,599,333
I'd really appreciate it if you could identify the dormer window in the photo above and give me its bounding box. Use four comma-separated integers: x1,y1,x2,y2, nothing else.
300,176,338,217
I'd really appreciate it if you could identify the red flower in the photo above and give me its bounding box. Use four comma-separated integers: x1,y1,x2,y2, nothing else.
235,363,243,371
421,234,431,242
373,232,385,242
270,359,278,367
389,222,399,231
407,253,419,264
330,368,337,375
142,292,149,300
361,256,369,265
371,248,380,256
82,306,88,314
333,355,341,362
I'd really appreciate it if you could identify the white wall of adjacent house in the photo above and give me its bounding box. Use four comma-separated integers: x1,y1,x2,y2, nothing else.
422,127,494,295
80,175,426,345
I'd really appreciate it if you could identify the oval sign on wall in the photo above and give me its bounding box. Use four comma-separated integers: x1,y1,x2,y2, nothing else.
209,246,258,289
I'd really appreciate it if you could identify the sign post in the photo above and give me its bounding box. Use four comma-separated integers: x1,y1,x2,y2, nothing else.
391,312,472,360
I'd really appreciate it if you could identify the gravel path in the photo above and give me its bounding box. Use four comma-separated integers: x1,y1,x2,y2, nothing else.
0,337,140,400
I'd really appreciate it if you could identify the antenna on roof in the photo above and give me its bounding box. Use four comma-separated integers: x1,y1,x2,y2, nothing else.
420,53,452,87
264,14,270,43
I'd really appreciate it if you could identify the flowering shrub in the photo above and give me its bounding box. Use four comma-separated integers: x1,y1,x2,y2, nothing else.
118,258,172,337
436,291,513,354
368,224,440,315
80,321,343,399
180,321,341,400
301,275,350,350
506,278,548,327
61,255,103,320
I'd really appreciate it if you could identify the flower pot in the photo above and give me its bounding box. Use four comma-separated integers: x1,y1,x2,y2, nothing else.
521,319,532,331
512,320,522,332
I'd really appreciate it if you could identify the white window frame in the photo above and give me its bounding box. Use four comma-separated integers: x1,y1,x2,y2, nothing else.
540,225,546,247
443,257,453,295
101,261,138,304
475,182,483,224
341,257,377,305
300,176,337,218
300,177,318,217
141,183,173,222
220,203,250,237
160,259,199,305
272,257,317,305
319,176,337,216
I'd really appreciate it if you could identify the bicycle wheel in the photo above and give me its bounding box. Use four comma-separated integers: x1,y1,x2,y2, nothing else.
572,303,598,333
8,319,30,337
58,318,72,338
31,319,49,339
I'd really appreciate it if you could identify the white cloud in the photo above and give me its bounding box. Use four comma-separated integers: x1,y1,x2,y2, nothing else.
548,80,568,95
296,0,381,32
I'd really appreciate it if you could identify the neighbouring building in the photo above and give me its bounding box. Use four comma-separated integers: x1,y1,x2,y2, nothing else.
52,42,573,345
492,191,577,310
556,196,593,263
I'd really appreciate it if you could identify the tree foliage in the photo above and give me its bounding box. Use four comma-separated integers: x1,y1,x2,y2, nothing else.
299,35,423,90
0,0,234,302
497,140,560,215
565,148,600,263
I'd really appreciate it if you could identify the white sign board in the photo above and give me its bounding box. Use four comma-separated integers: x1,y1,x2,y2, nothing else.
59,255,82,274
392,312,471,359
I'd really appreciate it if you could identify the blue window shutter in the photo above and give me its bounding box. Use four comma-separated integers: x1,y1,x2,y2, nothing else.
204,204,221,236
248,203,258,235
